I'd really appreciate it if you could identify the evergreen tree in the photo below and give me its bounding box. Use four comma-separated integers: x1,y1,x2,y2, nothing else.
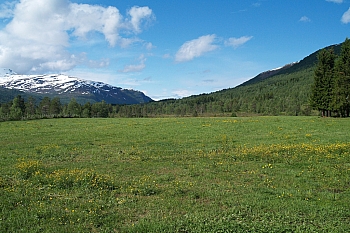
310,48,336,117
333,38,350,117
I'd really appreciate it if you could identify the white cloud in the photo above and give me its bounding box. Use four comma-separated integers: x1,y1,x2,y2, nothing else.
86,57,110,69
128,6,154,33
0,1,17,18
120,63,146,73
175,34,218,62
144,42,155,50
342,8,350,23
0,0,154,74
225,36,253,49
68,69,142,88
326,0,343,3
299,16,311,22
119,54,146,73
68,3,123,47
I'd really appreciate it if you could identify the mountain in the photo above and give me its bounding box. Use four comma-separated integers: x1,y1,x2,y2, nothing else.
0,71,153,104
119,42,344,117
186,42,344,115
239,43,342,88
237,62,297,87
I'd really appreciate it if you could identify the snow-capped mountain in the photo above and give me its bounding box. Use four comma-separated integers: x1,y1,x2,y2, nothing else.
0,70,152,104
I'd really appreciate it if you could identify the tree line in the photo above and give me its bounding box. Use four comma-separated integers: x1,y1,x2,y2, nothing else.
310,38,350,117
0,96,114,121
0,69,315,121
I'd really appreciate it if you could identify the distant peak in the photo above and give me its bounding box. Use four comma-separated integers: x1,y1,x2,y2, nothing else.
0,71,153,104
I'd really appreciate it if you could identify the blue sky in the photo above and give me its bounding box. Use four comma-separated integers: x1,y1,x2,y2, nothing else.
0,0,350,100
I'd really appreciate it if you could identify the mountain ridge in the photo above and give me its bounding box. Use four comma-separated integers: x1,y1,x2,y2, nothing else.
237,43,342,88
0,71,153,105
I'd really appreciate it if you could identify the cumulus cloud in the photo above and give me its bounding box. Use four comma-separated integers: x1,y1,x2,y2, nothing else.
175,34,218,62
326,0,343,3
119,54,146,73
342,8,350,23
299,16,311,22
0,0,154,74
225,36,253,49
68,3,122,47
128,6,153,33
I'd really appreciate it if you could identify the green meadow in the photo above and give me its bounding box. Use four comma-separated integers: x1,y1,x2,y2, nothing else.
1,116,350,232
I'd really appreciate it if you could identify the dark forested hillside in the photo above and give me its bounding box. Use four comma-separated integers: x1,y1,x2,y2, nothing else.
117,43,343,117
239,43,342,87
135,67,315,117
0,87,30,103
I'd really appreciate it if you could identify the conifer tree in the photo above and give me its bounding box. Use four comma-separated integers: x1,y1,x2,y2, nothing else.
333,38,350,117
310,48,336,117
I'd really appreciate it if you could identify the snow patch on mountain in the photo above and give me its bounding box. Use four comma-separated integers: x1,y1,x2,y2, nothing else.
0,68,153,104
0,71,118,95
268,61,299,72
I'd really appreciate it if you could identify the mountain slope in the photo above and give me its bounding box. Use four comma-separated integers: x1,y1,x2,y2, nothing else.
238,43,342,87
191,43,344,115
237,62,297,87
0,72,152,104
119,42,343,117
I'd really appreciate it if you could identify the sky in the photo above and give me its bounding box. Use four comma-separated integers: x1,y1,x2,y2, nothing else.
0,0,350,100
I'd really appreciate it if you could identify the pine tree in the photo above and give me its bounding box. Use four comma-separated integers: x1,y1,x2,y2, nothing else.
333,38,350,117
310,48,336,117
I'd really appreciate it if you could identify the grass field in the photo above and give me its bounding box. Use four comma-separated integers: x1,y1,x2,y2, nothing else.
1,116,350,232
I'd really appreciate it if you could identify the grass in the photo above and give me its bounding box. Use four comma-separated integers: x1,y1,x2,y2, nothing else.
1,116,350,232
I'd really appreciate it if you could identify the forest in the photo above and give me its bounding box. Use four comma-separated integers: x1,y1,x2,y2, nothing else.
0,70,314,121
310,38,350,117
1,39,350,121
